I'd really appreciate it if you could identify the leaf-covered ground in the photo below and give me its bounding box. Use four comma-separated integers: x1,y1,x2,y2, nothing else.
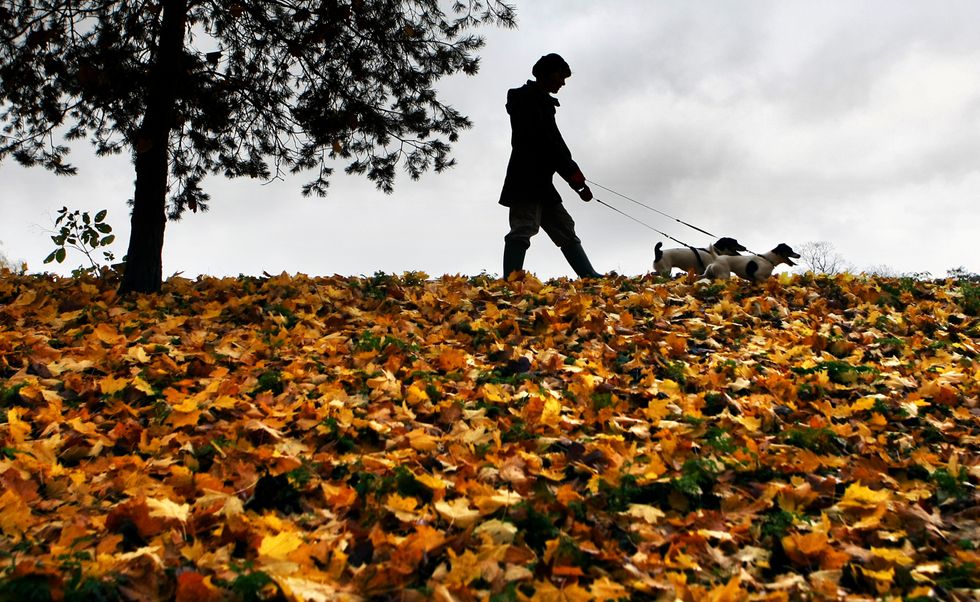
1,270,979,601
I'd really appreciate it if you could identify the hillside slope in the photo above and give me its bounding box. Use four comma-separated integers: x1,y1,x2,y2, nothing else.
1,271,978,600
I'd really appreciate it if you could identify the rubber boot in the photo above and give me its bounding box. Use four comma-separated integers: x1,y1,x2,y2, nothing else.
561,244,602,278
503,241,527,280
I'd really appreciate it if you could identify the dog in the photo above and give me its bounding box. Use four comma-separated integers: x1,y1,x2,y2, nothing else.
653,237,747,277
702,243,801,281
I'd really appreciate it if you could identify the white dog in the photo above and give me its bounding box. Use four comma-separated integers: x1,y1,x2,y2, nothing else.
703,243,801,281
653,237,747,277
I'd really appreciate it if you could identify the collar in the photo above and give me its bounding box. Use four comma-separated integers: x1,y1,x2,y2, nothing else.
526,80,560,106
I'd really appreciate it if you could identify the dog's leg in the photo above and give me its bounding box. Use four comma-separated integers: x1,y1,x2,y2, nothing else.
653,242,670,276
703,262,727,280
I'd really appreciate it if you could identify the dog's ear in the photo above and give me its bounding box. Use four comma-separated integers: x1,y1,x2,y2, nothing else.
746,260,759,280
654,242,663,262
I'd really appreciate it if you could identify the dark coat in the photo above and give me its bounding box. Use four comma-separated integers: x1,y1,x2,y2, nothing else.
498,81,581,207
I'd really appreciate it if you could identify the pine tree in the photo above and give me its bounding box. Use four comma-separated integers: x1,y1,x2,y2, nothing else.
0,1,515,292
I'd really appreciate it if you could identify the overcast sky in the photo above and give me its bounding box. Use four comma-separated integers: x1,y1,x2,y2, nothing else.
2,0,979,279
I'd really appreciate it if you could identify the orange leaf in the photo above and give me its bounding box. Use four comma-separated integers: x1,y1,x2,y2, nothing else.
436,347,469,372
175,570,222,602
0,489,36,538
782,531,829,565
552,565,585,577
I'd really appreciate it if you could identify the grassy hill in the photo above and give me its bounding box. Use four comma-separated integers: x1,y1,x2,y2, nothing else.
0,270,978,601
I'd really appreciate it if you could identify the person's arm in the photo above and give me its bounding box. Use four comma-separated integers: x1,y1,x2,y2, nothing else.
569,169,593,201
508,88,593,200
539,103,592,201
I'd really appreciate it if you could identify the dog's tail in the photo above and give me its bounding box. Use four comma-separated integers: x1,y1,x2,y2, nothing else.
654,242,663,263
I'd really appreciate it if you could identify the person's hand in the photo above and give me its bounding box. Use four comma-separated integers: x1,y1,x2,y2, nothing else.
578,185,593,202
569,169,586,190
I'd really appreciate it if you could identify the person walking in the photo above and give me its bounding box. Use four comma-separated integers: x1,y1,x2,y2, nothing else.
499,53,602,280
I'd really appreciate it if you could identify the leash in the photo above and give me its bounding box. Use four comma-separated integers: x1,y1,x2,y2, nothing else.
587,179,717,238
592,197,697,249
589,180,766,258
595,196,709,269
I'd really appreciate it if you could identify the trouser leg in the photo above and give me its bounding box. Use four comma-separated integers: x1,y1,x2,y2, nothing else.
539,202,581,248
540,203,602,278
503,203,542,279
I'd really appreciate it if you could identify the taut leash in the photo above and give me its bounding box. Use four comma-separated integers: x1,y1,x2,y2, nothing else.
587,179,717,238
593,197,696,249
588,180,765,257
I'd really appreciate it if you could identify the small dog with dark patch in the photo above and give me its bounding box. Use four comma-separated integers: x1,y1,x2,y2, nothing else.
702,243,801,281
653,237,747,277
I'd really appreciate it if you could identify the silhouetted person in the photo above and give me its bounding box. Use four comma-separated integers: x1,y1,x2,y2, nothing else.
499,53,602,280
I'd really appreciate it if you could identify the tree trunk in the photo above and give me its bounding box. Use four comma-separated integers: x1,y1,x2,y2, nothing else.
119,0,188,294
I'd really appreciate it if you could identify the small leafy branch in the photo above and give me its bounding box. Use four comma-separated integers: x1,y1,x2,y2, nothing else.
44,207,117,275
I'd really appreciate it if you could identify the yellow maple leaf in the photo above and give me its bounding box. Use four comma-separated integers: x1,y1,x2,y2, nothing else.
125,345,151,363
734,414,761,432
706,575,745,602
93,322,125,345
472,488,522,514
15,382,42,404
164,388,198,412
625,503,666,524
384,493,422,522
406,429,439,452
212,394,239,409
99,375,129,394
146,497,190,523
275,575,347,602
643,398,671,426
655,378,683,398
871,547,915,566
0,489,36,537
258,531,304,560
855,565,895,593
590,577,630,601
180,539,207,563
540,395,563,426
436,347,469,372
6,408,30,444
838,482,891,508
474,519,517,545
167,410,201,428
434,498,480,528
444,549,484,588
405,383,430,404
131,376,155,395
848,395,879,414
529,579,593,602
480,383,508,403
783,531,829,558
